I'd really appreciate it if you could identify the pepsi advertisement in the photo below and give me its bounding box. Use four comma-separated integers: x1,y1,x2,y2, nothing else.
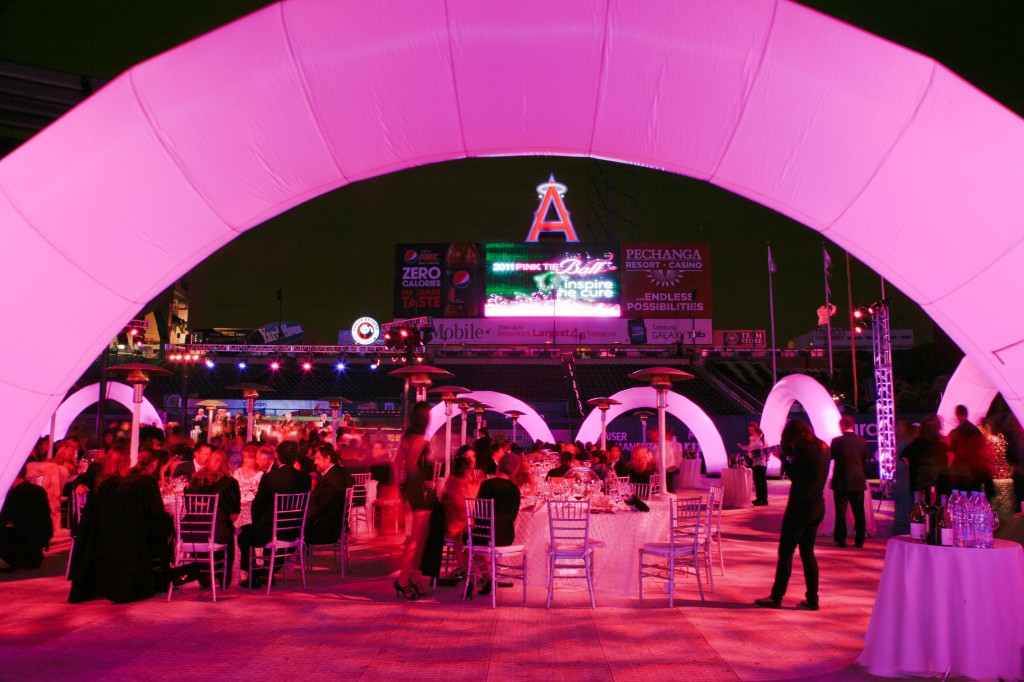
394,243,485,319
394,244,445,318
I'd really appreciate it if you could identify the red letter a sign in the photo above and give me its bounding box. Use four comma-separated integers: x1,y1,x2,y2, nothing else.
525,175,579,242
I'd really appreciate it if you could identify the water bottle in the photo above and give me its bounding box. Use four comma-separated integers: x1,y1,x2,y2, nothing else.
977,492,994,549
947,490,960,546
968,492,984,549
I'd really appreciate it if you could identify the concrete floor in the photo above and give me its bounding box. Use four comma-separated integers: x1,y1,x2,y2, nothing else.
0,481,953,681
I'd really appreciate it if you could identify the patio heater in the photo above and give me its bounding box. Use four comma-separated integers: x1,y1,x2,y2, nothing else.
457,398,479,446
107,363,172,465
318,396,353,447
585,397,622,451
429,385,471,477
634,410,655,445
227,383,275,443
629,368,693,479
472,402,492,440
504,410,525,446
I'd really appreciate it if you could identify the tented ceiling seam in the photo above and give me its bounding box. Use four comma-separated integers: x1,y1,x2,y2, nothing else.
278,2,349,183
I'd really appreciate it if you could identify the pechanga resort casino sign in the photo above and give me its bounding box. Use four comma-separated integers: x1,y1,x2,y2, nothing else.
619,242,712,319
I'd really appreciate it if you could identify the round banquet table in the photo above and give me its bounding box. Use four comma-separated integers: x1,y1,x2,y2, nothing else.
858,536,1024,680
513,497,670,596
818,485,877,538
719,468,753,509
677,459,703,490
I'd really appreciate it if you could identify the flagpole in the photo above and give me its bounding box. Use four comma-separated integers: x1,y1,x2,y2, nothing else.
767,242,778,385
846,251,858,406
823,243,834,379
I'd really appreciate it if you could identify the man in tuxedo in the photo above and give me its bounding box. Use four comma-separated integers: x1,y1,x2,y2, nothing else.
305,444,354,545
829,416,868,548
171,442,211,480
948,404,988,494
238,441,311,588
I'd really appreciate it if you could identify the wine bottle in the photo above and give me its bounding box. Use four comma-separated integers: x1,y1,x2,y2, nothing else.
909,492,926,543
939,494,953,546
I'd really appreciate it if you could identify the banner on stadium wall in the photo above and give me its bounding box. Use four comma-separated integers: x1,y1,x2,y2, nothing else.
620,242,712,319
716,330,767,348
428,318,713,345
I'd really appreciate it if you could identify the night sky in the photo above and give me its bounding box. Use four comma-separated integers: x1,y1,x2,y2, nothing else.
3,1,1022,345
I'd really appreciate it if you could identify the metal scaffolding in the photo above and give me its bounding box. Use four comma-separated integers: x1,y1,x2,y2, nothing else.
872,301,895,481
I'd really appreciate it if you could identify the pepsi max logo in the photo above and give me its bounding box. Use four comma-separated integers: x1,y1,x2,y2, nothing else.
452,271,471,288
403,250,418,264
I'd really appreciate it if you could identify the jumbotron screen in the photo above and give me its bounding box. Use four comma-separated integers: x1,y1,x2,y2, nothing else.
484,243,620,317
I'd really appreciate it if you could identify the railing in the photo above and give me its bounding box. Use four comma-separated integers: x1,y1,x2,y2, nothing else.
695,361,764,415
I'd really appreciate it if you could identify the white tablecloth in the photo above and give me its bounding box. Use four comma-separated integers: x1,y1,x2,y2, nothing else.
514,497,670,595
677,459,702,490
720,468,753,509
859,536,1024,680
819,486,877,538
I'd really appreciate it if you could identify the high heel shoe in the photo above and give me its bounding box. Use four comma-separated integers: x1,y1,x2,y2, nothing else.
410,578,429,598
394,579,418,600
478,578,493,596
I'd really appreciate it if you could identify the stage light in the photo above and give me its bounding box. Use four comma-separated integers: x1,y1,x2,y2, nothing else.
238,360,247,369
854,324,865,334
205,358,215,368
270,361,280,371
399,328,409,338
853,309,863,319
335,360,346,371
302,361,313,371
371,357,380,369
415,355,424,363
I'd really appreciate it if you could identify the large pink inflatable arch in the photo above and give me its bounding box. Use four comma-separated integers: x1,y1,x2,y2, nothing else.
760,373,843,475
425,390,555,446
3,0,1024,505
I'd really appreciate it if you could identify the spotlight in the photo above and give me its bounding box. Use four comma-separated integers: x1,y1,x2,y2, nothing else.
854,324,865,335
399,328,409,339
238,360,247,370
205,358,215,368
302,361,313,371
371,357,380,370
415,355,424,363
335,360,346,371
270,361,281,371
853,309,863,320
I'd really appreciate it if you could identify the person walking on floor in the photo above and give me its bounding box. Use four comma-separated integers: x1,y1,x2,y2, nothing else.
755,419,829,611
829,416,868,548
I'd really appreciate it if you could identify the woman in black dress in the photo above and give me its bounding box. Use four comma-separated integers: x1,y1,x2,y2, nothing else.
183,448,240,585
393,402,434,599
69,449,174,603
755,419,829,611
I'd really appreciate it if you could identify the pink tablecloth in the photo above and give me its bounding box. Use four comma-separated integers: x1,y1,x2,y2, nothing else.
514,497,670,596
858,536,1024,680
677,459,703,490
720,468,752,509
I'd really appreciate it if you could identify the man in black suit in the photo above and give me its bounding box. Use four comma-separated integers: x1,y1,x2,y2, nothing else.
948,404,987,494
474,429,496,476
829,416,868,548
238,441,311,588
305,444,354,545
171,443,211,480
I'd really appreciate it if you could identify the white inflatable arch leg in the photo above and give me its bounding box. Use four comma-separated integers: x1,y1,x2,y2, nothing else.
39,382,164,442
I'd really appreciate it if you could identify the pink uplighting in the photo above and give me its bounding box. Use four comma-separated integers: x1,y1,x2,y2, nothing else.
2,0,1024,508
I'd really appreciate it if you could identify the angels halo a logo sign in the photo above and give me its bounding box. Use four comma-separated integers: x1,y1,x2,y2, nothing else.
351,316,380,345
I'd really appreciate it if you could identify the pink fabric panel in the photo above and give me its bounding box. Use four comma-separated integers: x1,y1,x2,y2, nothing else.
714,1,933,229
829,65,1024,306
284,0,464,181
0,386,64,495
0,76,235,304
0,197,140,391
131,5,344,229
591,1,773,177
448,0,605,156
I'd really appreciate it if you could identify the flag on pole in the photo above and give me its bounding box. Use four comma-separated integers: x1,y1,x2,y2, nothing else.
823,246,833,298
767,244,777,274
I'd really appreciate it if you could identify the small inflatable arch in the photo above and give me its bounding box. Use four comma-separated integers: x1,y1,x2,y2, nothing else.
575,387,728,474
760,373,843,475
4,2,1024,506
937,356,1000,436
426,390,554,445
40,382,164,441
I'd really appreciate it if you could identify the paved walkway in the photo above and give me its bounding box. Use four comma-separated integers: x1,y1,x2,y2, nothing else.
0,481,951,681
